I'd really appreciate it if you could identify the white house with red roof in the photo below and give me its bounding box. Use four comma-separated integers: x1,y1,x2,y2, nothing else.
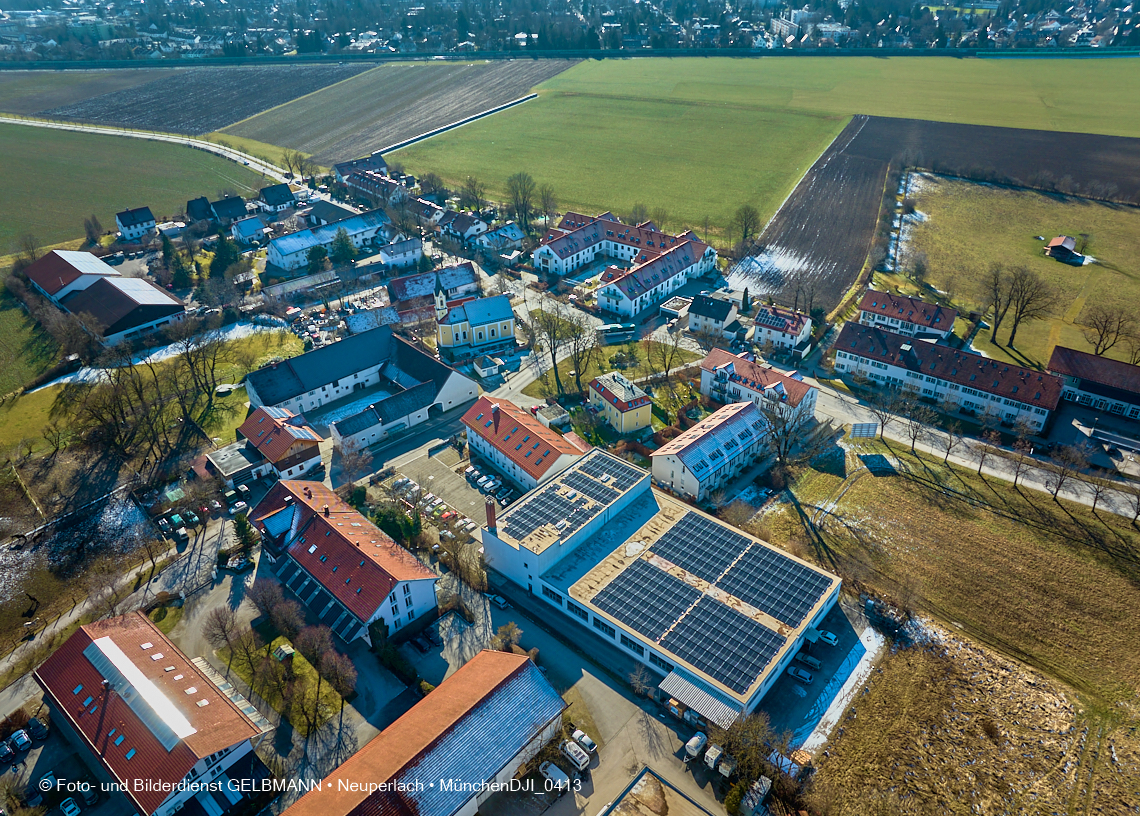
533,212,717,317
752,304,812,350
237,407,323,478
34,613,272,816
249,481,438,642
651,402,768,501
462,396,588,491
857,290,957,340
700,348,819,424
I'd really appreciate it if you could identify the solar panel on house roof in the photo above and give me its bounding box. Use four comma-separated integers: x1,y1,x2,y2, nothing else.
651,512,750,583
578,454,645,491
660,597,784,694
592,559,702,641
561,470,620,505
501,489,594,541
716,546,833,628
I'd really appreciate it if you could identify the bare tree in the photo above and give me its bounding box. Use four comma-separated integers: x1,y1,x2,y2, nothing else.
322,650,358,712
506,172,536,233
562,310,601,394
1080,303,1136,356
649,207,669,233
419,172,445,197
982,265,1014,345
460,176,486,213
708,712,773,783
538,184,558,227
626,202,649,225
203,606,240,653
1046,444,1089,501
1010,439,1034,488
940,421,964,465
865,390,903,441
1086,470,1114,513
720,500,755,530
532,304,570,395
1005,267,1056,347
732,204,760,249
629,664,651,695
1122,482,1140,524
336,438,374,485
973,430,1001,476
231,626,266,680
762,401,827,469
649,325,687,384
902,400,936,454
294,625,335,697
246,581,285,621
270,598,305,640
1125,334,1140,367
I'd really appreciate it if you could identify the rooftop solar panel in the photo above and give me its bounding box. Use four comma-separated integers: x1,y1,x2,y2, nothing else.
561,470,621,505
651,512,750,583
716,546,833,628
592,559,702,642
659,597,784,694
501,489,594,540
578,453,645,491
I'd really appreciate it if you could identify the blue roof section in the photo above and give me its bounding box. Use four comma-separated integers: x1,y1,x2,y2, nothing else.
270,210,390,257
398,661,564,814
261,505,297,539
455,294,513,327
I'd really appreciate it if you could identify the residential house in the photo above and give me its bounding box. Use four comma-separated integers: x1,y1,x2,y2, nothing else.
857,291,956,340
115,206,155,241
437,294,516,361
700,348,818,424
267,209,391,272
588,372,652,434
23,250,122,306
332,151,387,183
231,406,322,481
536,403,570,429
753,304,812,351
343,170,409,208
404,197,446,226
249,481,438,642
257,183,295,213
1047,345,1140,419
438,210,489,244
210,196,249,225
651,402,768,501
462,396,588,491
230,215,266,245
833,323,1061,432
185,196,213,224
305,200,355,227
277,651,564,816
688,294,740,340
534,212,717,317
376,236,423,270
475,222,525,253
61,277,185,345
245,325,478,417
34,613,271,816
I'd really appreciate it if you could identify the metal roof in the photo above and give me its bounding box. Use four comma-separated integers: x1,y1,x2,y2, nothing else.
658,671,739,729
443,294,514,327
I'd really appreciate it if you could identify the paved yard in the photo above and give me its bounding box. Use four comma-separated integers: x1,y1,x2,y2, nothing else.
396,453,487,522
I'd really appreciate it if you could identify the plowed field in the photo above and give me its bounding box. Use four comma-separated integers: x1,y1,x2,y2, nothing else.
223,59,577,165
0,68,172,114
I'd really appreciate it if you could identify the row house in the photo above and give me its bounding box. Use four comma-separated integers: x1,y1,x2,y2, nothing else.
700,348,818,424
651,401,768,501
857,291,956,340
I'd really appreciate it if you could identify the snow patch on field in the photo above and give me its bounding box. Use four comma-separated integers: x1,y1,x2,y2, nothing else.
727,246,825,291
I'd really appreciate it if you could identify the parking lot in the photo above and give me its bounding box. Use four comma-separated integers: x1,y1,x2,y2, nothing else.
395,453,495,522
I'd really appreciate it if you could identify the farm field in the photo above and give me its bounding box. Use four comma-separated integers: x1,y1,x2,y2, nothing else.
0,68,172,114
223,60,577,165
901,176,1140,369
39,63,371,134
0,122,265,248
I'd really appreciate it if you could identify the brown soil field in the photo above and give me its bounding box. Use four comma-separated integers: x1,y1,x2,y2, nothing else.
223,59,577,165
39,63,372,134
0,68,173,114
733,114,1140,314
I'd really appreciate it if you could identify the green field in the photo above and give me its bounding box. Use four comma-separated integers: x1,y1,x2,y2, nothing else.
0,289,61,395
902,175,1140,368
393,57,1140,241
0,122,266,249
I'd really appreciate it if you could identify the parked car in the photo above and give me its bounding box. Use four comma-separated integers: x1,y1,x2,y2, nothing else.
184,510,200,527
229,501,249,515
787,666,814,684
481,479,500,494
26,717,48,741
561,740,590,772
60,797,81,816
210,500,223,513
572,729,598,754
476,475,493,488
9,730,31,751
0,739,14,764
157,518,172,535
818,630,838,647
495,485,512,500
169,513,184,528
488,595,510,610
464,466,476,478
440,510,457,522
467,468,482,483
432,505,447,518
499,492,515,507
418,492,437,507
426,628,442,647
539,761,570,792
409,638,427,654
440,530,455,541
392,477,410,490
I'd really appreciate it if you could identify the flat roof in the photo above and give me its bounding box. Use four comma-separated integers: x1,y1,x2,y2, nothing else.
600,767,719,816
205,440,264,477
566,490,839,705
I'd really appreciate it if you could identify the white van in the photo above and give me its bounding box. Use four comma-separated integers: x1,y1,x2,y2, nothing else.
539,761,570,791
561,740,590,771
794,652,822,671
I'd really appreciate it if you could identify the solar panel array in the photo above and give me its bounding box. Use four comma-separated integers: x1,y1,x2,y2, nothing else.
660,597,785,693
717,546,834,627
592,559,702,641
652,512,750,583
578,453,645,492
561,470,620,506
501,489,595,540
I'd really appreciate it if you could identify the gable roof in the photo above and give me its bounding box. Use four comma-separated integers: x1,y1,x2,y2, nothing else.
280,651,563,816
388,263,477,303
689,294,734,322
838,323,1063,410
34,613,262,816
210,196,248,221
599,240,705,300
333,152,387,178
590,372,650,412
1047,345,1140,397
653,402,767,474
442,211,487,237
269,209,389,258
116,207,154,228
24,250,120,296
701,348,815,408
306,199,355,224
462,396,583,481
331,381,437,438
61,277,184,336
441,294,514,327
246,325,395,405
753,304,810,336
858,291,957,331
232,216,265,239
249,481,436,622
185,196,212,222
259,183,295,207
238,406,321,463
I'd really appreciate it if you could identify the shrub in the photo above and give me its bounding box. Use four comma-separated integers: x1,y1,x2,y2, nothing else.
418,680,435,696
377,643,418,686
724,781,747,815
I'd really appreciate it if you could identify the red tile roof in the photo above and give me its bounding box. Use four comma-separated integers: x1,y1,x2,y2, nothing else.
24,250,117,296
250,481,436,621
238,407,322,464
280,651,534,816
1047,345,1140,397
858,291,957,331
701,348,816,408
838,323,1063,410
34,613,261,816
461,396,583,481
753,304,810,337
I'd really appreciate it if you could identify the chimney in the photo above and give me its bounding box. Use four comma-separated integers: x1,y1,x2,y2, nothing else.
491,402,500,432
485,497,497,532
323,504,330,517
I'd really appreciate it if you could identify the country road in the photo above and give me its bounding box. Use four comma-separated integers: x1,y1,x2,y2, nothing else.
0,115,288,182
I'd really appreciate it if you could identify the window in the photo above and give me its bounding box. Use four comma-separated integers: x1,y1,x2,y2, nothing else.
408,609,415,620
405,596,412,608
567,602,588,621
542,586,563,605
620,634,645,656
593,618,616,638
403,584,411,596
649,653,673,672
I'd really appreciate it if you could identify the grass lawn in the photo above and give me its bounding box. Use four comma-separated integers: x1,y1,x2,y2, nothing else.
0,122,266,249
147,603,183,635
521,340,702,399
0,288,61,396
793,438,1140,704
204,132,314,169
901,175,1140,368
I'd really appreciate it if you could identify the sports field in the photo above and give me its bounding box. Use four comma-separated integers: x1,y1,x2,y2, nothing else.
0,122,266,249
393,56,1140,240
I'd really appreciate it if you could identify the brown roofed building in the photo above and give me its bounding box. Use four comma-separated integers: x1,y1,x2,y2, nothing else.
462,396,585,490
34,613,271,816
24,250,123,304
1047,345,1140,419
248,480,438,642
857,291,957,340
835,323,1061,432
60,276,185,346
279,651,565,816
235,406,323,480
699,348,819,423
